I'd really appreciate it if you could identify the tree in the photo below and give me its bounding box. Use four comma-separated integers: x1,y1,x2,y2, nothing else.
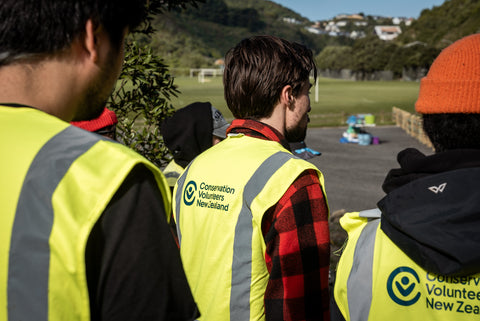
350,35,397,79
315,46,353,71
186,0,229,25
386,42,440,78
229,8,265,31
107,0,202,168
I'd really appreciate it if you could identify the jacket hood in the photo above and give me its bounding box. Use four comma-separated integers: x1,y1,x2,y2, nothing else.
379,148,480,276
161,102,213,168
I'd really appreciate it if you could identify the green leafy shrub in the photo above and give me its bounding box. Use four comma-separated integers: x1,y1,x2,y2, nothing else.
107,0,202,167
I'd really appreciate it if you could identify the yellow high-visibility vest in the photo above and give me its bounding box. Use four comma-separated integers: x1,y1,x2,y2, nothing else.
0,106,170,321
173,134,327,321
334,209,480,321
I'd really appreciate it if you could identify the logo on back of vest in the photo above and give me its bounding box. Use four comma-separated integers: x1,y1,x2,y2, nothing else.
183,180,236,212
387,267,421,306
183,181,197,206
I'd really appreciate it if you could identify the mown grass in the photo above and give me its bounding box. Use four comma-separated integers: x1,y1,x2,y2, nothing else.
170,76,421,127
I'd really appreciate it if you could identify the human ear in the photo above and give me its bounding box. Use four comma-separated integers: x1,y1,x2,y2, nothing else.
83,19,100,63
280,85,295,109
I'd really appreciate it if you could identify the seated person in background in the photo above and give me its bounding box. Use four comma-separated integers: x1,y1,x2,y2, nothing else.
71,107,118,140
160,101,230,192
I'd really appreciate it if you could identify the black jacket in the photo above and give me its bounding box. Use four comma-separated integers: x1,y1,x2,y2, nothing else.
380,148,480,276
86,165,200,320
161,102,213,168
331,148,480,321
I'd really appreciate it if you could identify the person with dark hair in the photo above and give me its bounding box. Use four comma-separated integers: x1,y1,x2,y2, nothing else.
332,33,480,321
0,1,199,320
161,102,230,192
173,35,330,320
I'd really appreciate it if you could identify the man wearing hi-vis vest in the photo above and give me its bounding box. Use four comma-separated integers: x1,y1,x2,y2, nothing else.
332,34,480,321
173,35,331,321
0,1,199,320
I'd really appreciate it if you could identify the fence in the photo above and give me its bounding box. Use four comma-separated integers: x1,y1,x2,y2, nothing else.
391,107,433,149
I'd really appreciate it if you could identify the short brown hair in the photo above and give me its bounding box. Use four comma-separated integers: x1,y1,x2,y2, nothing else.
223,35,317,119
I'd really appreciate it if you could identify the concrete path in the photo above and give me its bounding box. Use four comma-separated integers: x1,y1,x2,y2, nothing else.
302,126,433,213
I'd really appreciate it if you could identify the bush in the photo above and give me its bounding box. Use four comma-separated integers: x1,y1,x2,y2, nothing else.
107,0,202,167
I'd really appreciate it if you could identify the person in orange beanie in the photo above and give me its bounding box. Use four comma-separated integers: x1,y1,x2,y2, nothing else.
332,33,480,321
71,107,118,140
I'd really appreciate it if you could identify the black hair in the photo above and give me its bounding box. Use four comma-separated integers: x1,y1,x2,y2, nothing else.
422,113,480,152
0,0,147,66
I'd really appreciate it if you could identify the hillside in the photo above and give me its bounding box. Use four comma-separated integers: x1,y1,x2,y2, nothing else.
144,0,480,70
145,0,351,69
397,0,480,49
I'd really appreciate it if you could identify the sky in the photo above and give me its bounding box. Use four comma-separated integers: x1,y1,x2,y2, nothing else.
271,0,447,21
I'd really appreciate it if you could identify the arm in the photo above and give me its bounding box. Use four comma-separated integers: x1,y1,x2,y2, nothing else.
86,164,200,321
262,169,330,321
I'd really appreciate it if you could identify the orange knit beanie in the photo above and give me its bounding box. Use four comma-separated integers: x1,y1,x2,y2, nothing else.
415,33,480,114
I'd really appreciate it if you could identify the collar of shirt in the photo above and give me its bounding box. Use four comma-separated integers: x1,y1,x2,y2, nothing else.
226,119,291,151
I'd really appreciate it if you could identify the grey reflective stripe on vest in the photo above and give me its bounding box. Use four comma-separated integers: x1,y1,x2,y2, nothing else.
359,208,381,219
174,166,189,244
346,210,381,321
230,151,295,321
8,126,101,321
175,151,297,320
164,171,180,180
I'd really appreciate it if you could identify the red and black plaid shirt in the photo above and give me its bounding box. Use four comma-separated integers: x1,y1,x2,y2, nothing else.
228,119,330,321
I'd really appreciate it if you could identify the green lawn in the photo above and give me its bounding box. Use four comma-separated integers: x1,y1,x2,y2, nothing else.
170,76,421,127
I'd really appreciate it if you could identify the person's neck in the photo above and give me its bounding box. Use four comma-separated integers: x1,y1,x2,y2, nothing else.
0,58,78,121
257,102,287,137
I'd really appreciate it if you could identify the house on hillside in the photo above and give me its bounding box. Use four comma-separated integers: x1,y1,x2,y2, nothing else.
334,14,364,20
393,17,414,26
325,21,341,34
374,26,402,40
306,26,325,34
354,21,368,27
214,59,224,71
348,14,365,20
349,30,366,39
305,21,327,35
282,17,301,24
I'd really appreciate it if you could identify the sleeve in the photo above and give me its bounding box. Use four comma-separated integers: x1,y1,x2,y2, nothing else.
85,164,200,321
262,169,330,321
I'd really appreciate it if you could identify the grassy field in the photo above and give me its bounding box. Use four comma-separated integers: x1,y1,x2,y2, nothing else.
170,76,421,127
